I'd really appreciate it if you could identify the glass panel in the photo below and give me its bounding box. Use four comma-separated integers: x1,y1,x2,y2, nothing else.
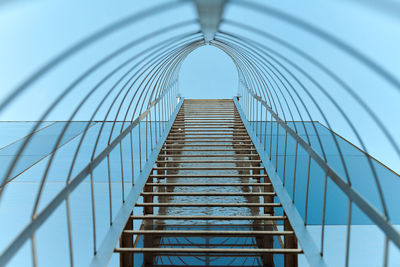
247,119,400,225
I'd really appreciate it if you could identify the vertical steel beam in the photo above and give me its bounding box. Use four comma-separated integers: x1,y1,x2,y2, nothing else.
284,215,298,267
195,0,227,44
119,214,134,267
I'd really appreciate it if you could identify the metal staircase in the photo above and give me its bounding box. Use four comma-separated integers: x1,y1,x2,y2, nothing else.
114,99,302,266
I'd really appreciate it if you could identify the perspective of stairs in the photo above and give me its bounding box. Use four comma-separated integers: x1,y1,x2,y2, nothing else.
114,99,302,266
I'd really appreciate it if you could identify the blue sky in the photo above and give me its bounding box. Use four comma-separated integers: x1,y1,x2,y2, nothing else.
180,45,238,99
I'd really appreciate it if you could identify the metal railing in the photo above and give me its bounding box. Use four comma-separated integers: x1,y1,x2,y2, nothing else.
0,1,399,266
0,2,201,265
218,2,400,264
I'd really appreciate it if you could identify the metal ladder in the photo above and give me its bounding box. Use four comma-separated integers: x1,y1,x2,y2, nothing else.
115,99,302,266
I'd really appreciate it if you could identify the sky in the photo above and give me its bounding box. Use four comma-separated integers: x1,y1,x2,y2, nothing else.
179,45,238,99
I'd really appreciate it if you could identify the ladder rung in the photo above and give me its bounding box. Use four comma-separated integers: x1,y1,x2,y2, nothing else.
160,149,256,152
175,117,243,118
174,120,243,122
170,131,247,134
174,121,241,123
173,121,241,123
167,138,251,141
131,215,286,220
155,160,261,163
131,215,283,220
136,203,281,207
146,183,271,187
179,112,237,113
155,243,259,247
178,114,238,115
180,107,236,109
115,248,302,255
172,124,243,127
171,126,245,128
180,109,236,110
163,140,252,143
180,109,236,111
115,248,302,254
122,230,292,236
176,114,239,116
149,174,266,177
150,177,265,180
157,154,258,157
179,110,237,112
167,136,249,138
168,133,249,136
140,192,276,196
152,167,263,170
177,114,239,116
172,124,243,126
170,129,246,131
181,107,236,108
175,115,239,116
162,144,254,147
173,122,243,124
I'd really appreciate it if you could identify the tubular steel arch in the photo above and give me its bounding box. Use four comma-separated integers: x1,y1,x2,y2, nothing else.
0,1,399,266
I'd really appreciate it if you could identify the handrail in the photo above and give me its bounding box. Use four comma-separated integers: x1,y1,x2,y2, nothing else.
234,97,327,267
240,87,400,249
0,93,181,266
90,98,184,266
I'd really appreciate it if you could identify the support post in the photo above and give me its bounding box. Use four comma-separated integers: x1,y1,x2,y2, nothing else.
143,173,154,266
284,215,298,267
119,215,133,267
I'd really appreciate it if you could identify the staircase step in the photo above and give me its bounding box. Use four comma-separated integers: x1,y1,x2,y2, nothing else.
115,99,300,266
